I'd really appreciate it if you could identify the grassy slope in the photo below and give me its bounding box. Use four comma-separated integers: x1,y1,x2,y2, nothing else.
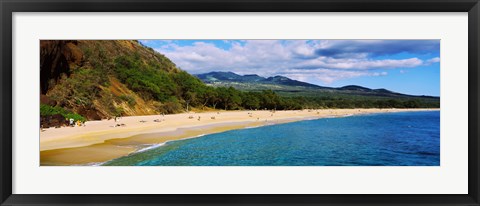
41,40,439,124
43,40,188,120
205,82,440,106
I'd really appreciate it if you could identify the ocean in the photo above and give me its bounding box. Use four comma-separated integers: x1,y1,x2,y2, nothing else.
103,111,440,166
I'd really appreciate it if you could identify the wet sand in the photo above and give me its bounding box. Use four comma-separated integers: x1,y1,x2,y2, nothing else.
40,108,439,166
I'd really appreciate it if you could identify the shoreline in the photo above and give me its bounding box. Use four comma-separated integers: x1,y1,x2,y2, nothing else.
40,108,439,166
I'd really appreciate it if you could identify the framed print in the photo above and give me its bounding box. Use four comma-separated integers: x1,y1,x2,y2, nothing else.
1,0,479,205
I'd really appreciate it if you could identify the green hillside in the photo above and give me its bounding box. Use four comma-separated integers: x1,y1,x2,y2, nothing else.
40,40,202,123
196,71,440,108
40,40,439,127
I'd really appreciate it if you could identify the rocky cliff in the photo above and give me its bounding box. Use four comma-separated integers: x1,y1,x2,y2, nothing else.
40,40,183,121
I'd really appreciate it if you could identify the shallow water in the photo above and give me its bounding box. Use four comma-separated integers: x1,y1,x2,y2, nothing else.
104,111,440,166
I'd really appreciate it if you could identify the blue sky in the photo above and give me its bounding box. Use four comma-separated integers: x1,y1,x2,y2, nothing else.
140,40,440,96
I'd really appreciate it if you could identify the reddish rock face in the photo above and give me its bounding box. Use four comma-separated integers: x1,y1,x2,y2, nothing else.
40,94,56,106
40,40,83,94
76,106,102,121
40,114,68,128
39,40,182,124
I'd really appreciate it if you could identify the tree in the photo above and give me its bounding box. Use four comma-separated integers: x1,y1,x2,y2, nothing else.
199,87,217,109
113,107,124,117
172,71,206,109
216,87,242,110
404,100,420,108
183,91,196,112
242,92,260,110
260,90,280,110
228,87,242,110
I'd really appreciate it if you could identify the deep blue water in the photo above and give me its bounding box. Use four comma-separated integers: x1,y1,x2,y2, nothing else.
104,111,440,166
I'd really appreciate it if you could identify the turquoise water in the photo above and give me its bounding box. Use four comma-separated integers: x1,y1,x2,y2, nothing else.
104,111,440,166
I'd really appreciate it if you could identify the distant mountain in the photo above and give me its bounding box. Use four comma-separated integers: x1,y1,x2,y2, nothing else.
265,76,327,88
40,41,439,128
195,71,324,89
195,71,439,99
339,85,372,92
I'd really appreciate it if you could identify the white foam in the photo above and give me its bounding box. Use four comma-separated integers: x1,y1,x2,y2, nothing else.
73,161,106,166
136,143,166,153
133,134,207,154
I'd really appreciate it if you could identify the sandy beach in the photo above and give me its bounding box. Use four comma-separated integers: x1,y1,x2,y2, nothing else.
40,108,438,166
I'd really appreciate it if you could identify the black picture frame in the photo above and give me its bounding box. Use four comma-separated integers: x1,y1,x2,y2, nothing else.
1,0,479,205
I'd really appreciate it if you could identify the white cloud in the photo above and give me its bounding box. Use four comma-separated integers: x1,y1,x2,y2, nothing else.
298,57,423,70
425,57,440,64
153,40,439,84
280,69,388,84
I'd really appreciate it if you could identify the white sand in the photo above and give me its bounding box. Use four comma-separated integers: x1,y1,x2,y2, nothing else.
40,108,438,152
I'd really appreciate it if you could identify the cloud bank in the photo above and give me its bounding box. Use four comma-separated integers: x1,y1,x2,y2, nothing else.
146,40,440,84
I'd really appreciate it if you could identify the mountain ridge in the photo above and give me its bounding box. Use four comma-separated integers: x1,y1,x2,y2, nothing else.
196,71,323,88
40,40,440,128
195,71,438,98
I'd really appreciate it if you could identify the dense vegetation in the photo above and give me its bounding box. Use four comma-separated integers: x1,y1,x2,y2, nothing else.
40,104,87,122
113,53,439,112
41,40,439,126
43,40,180,120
